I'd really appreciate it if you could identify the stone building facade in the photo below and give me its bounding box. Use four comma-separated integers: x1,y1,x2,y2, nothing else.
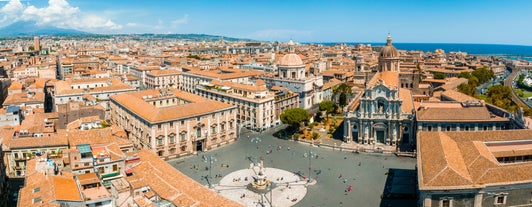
343,35,415,150
109,89,237,159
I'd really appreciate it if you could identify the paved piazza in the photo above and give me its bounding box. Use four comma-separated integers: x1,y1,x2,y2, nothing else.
168,125,417,207
215,166,309,206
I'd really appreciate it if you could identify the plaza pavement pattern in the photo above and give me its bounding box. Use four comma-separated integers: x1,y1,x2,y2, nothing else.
169,125,417,207
214,166,310,207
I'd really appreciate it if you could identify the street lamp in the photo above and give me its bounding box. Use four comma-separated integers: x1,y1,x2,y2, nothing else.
251,137,262,165
304,150,316,183
204,155,217,188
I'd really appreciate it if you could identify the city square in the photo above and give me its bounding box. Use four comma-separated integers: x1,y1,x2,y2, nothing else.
168,126,417,207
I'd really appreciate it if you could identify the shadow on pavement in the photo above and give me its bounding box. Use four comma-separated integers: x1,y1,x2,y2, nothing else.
379,168,418,207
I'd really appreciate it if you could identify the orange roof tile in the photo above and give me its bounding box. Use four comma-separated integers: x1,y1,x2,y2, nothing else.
110,89,235,123
127,150,242,207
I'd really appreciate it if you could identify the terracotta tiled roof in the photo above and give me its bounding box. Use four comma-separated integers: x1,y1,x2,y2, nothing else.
8,81,23,90
127,150,242,207
186,68,264,80
67,127,132,148
418,130,532,190
417,106,492,121
399,88,414,113
367,71,399,88
147,69,182,76
3,92,44,105
322,79,342,90
440,90,478,102
210,79,268,92
18,173,82,207
53,176,83,201
4,133,68,150
111,89,235,123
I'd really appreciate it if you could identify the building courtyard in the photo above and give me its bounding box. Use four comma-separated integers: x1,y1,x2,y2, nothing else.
168,125,417,207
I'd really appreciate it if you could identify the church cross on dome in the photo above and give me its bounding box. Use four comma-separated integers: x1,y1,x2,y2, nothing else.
386,33,393,46
288,38,295,53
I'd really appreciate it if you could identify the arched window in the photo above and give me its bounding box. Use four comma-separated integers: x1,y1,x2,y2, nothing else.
377,100,386,113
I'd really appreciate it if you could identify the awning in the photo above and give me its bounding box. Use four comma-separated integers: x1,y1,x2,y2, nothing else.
100,171,120,179
78,144,92,154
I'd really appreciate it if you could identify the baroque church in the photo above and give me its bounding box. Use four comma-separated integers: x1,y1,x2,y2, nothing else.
343,35,415,150
262,39,324,109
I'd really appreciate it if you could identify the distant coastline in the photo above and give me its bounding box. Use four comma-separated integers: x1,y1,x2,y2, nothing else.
318,42,532,60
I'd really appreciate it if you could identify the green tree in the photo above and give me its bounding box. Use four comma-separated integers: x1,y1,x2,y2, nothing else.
433,72,445,79
186,54,201,60
486,85,516,111
333,83,352,111
319,100,335,119
280,108,310,130
458,83,477,97
28,45,34,51
458,72,472,79
339,93,348,108
312,132,320,140
471,66,494,84
469,76,479,87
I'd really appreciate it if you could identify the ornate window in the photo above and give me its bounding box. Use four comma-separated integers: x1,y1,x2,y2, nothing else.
169,133,175,143
196,128,201,137
211,125,217,134
180,131,187,141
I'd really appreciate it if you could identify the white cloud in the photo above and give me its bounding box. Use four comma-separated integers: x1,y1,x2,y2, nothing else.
126,22,138,27
171,14,189,26
0,0,121,31
0,0,23,22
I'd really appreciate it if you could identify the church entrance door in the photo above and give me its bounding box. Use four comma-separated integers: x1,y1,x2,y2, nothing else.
376,131,385,143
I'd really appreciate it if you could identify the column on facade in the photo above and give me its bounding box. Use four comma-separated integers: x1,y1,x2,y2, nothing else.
395,122,402,146
369,121,374,145
344,118,351,142
150,127,155,150
387,120,391,145
363,122,368,144
474,193,483,207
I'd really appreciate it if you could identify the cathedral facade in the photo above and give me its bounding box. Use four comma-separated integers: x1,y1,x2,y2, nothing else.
343,35,415,150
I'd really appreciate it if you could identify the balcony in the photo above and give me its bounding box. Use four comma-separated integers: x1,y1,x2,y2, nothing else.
192,135,207,141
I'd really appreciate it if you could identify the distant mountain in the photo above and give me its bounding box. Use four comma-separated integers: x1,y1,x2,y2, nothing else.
0,21,90,37
0,22,253,42
136,33,255,42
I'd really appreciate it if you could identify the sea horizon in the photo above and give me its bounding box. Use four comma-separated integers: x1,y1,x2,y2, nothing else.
313,42,532,58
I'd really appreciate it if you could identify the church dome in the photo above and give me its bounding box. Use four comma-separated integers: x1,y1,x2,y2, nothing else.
379,34,398,58
278,39,304,68
279,53,304,67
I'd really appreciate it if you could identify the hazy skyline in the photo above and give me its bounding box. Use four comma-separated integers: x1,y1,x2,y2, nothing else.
1,0,531,45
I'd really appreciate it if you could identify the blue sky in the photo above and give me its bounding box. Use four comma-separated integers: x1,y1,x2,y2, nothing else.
1,0,532,45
